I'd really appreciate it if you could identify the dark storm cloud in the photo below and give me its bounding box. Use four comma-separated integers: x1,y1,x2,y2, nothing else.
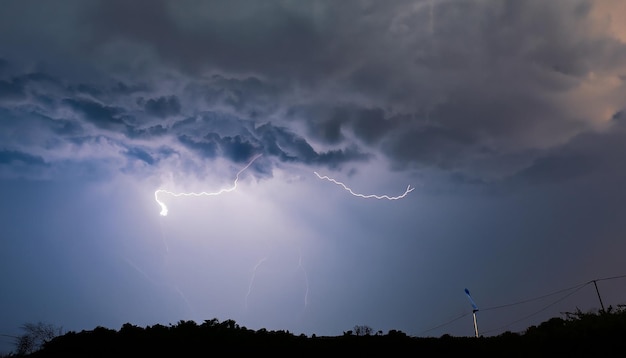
0,0,624,184
124,146,156,165
288,104,403,146
61,98,128,131
87,0,329,79
46,117,84,137
67,81,148,99
173,112,262,162
510,115,626,187
139,95,181,118
68,83,104,98
513,153,594,186
0,71,68,104
170,112,258,141
0,149,47,166
345,108,391,145
0,53,373,179
255,123,318,162
127,124,168,139
177,121,370,169
199,75,284,119
178,134,218,159
281,0,626,180
255,122,371,167
384,125,476,171
206,133,258,163
0,72,59,101
0,79,26,101
0,105,74,142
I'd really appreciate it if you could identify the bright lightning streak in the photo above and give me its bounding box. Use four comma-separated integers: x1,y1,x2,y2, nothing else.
155,154,262,216
313,172,415,200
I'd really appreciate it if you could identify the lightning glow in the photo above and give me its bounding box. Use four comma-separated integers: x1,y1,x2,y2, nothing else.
155,154,262,216
313,172,415,200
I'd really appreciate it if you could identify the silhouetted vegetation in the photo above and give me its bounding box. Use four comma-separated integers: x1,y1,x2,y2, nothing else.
9,305,626,357
12,322,63,356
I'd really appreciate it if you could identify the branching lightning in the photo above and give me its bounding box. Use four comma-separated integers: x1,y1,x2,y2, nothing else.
313,172,414,200
155,154,262,216
152,154,412,317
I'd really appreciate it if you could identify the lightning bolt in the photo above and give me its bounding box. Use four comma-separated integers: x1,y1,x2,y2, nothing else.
244,253,310,312
298,251,309,309
245,257,268,310
155,153,262,216
124,257,195,316
313,172,414,200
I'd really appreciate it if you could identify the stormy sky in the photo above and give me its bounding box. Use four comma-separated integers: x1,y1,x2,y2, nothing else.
1,0,626,351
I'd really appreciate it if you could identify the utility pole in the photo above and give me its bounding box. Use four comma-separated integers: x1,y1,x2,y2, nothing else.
472,309,479,338
592,280,605,312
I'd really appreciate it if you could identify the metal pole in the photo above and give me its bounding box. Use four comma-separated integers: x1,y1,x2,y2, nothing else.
593,280,605,312
472,310,479,338
465,288,480,338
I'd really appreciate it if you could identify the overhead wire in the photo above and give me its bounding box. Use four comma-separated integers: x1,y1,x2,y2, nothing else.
420,312,472,335
419,274,626,337
480,281,589,312
482,282,590,335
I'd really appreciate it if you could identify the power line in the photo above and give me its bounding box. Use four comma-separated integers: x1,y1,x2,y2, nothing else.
419,312,472,336
419,274,626,337
481,282,588,312
486,274,626,334
482,282,590,335
593,274,626,283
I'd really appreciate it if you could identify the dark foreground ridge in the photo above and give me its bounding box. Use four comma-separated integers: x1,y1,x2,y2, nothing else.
21,306,626,357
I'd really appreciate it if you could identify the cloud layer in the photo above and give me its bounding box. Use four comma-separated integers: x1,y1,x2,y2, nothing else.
0,0,624,187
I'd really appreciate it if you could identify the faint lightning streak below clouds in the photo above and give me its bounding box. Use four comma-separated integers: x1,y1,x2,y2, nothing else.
245,257,268,310
298,252,309,309
313,172,415,200
155,154,263,216
124,258,195,316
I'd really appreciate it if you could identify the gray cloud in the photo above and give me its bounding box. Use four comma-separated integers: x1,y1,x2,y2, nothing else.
0,79,26,101
139,95,182,118
127,124,168,139
0,149,47,166
124,146,156,166
509,114,626,187
0,0,624,185
0,56,373,180
61,98,128,131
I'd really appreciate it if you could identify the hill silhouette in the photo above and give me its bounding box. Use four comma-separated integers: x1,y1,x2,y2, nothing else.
12,305,626,357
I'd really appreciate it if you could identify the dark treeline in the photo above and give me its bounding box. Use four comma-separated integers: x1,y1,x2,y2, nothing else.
18,306,626,357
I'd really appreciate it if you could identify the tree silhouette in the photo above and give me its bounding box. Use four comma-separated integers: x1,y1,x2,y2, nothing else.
353,325,373,336
15,308,626,357
14,322,63,355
